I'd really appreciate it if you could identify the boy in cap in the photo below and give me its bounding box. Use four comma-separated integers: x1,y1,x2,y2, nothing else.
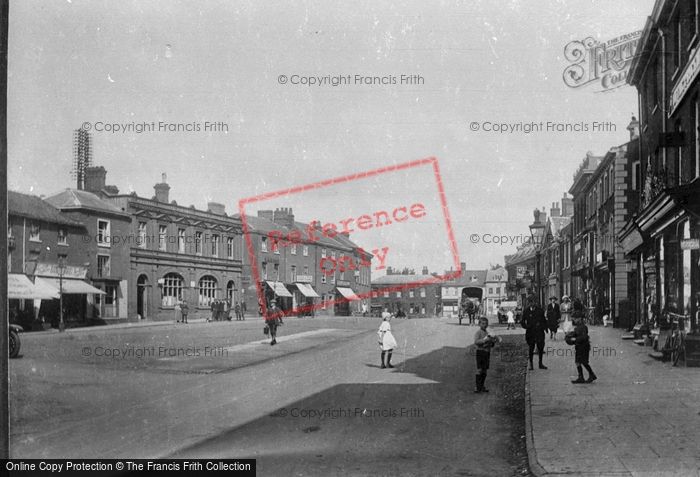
566,312,597,383
473,317,501,393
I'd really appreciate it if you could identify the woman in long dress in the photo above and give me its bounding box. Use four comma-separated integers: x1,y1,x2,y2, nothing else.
378,314,398,368
560,295,573,333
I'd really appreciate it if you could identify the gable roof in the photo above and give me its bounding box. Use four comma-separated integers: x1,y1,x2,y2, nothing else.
442,269,488,287
44,189,130,218
8,191,84,227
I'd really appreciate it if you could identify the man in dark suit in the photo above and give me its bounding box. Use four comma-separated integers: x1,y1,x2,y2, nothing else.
546,296,561,340
521,295,548,370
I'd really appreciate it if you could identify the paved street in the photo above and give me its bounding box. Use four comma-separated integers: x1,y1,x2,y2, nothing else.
9,317,530,476
527,326,700,477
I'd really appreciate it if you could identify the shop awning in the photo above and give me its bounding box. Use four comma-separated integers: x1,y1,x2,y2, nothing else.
8,274,59,299
295,283,320,298
36,277,106,295
336,287,359,300
266,281,292,297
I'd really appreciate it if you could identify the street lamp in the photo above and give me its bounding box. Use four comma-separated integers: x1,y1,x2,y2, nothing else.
58,253,67,332
529,209,545,305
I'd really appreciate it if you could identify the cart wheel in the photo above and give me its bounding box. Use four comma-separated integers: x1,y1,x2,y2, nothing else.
9,330,20,359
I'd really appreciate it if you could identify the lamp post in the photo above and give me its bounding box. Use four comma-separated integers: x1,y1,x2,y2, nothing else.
529,209,545,305
58,253,67,332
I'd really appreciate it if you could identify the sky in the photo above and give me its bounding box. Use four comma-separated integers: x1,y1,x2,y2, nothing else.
8,0,657,278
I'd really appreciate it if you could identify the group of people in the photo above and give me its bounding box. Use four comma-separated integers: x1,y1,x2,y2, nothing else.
520,295,596,383
208,299,247,322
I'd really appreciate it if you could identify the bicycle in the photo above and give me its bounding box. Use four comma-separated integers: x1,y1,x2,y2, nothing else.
661,312,687,366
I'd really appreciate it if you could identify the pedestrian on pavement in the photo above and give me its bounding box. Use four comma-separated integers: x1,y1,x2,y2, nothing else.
209,300,216,322
240,301,246,320
506,309,515,330
521,296,548,370
234,301,242,320
267,299,283,345
175,300,182,323
378,313,397,368
560,295,573,333
566,312,597,383
473,316,501,392
546,296,561,340
180,300,189,324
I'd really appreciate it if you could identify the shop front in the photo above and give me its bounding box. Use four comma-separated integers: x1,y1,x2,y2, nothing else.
263,280,293,314
335,281,359,316
292,275,320,316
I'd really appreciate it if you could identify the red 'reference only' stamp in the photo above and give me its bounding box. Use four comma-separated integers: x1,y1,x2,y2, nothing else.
238,157,461,319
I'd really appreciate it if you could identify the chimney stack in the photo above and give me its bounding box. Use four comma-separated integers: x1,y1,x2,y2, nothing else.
422,266,429,275
550,202,561,218
561,192,573,217
460,262,466,275
627,116,640,141
154,173,170,203
273,207,295,229
84,166,107,193
258,210,274,222
207,202,226,215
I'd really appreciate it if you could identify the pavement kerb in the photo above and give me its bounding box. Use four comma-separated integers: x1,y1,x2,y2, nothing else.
524,365,548,477
16,318,217,337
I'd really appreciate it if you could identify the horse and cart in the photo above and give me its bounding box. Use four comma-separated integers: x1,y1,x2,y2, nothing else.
458,287,483,326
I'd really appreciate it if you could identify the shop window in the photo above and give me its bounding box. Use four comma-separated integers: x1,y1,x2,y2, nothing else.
103,285,117,318
161,273,183,307
199,275,218,307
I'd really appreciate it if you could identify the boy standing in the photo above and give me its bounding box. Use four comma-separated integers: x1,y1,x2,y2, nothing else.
180,300,189,324
566,313,597,383
473,317,501,393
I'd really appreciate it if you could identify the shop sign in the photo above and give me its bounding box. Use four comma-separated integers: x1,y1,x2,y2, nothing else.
296,275,313,283
643,260,656,269
337,280,351,287
670,46,700,115
34,262,87,279
241,275,251,286
681,238,700,250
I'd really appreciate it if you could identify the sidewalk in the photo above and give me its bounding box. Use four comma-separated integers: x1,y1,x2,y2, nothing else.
525,326,700,477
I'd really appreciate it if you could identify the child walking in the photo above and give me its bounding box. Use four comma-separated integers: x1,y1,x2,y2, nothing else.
473,317,501,393
566,312,597,383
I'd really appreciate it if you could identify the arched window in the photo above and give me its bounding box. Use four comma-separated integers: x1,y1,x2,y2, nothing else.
199,275,218,306
162,273,183,306
227,280,236,303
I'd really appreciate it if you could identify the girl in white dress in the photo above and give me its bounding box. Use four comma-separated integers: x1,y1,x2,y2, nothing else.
378,314,398,368
560,296,573,333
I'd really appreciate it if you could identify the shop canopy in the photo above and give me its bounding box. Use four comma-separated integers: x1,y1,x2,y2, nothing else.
266,281,292,297
36,277,106,295
336,287,359,300
8,274,59,300
295,283,320,298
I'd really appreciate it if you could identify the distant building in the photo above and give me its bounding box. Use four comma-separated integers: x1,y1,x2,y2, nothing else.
440,264,487,317
484,267,508,318
371,266,441,317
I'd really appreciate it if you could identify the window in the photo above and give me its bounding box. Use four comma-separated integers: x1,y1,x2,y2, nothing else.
420,287,426,297
322,273,327,284
340,270,345,280
273,238,280,254
212,234,219,257
331,250,336,260
488,287,494,294
159,225,167,251
262,262,268,280
103,285,117,317
196,231,203,255
331,273,335,284
291,265,297,282
198,275,218,306
273,263,279,280
303,266,309,275
496,287,501,295
321,248,326,258
303,245,309,256
383,291,389,298
58,228,67,245
632,161,641,190
676,18,683,72
227,237,234,259
678,121,683,185
409,290,414,298
396,291,402,298
178,229,185,253
138,222,147,249
291,244,297,255
97,255,110,278
161,273,183,306
261,237,268,253
97,220,110,247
